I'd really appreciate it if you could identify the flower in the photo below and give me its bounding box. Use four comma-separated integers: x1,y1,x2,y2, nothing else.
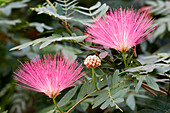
86,8,156,53
14,54,85,98
84,55,101,68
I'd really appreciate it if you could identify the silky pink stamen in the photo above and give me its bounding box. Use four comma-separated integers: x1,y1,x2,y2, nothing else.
14,54,86,98
86,8,156,53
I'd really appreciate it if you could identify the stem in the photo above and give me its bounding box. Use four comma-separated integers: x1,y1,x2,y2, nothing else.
141,85,157,96
46,0,57,12
53,98,62,113
65,25,72,35
108,89,123,112
66,89,99,113
122,52,127,68
168,79,170,95
159,86,168,94
131,78,168,95
46,0,72,35
92,68,98,90
89,10,95,20
141,83,168,95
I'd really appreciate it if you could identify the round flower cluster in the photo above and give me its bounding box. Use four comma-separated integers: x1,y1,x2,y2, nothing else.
84,55,101,68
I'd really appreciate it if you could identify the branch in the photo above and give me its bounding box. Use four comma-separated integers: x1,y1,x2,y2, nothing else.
108,89,123,112
66,89,100,113
141,85,157,96
46,0,57,12
141,83,168,95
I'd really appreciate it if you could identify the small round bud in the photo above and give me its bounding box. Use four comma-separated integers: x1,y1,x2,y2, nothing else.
84,55,101,68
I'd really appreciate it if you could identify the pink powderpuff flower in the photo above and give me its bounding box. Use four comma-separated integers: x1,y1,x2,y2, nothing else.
13,54,86,98
86,8,156,53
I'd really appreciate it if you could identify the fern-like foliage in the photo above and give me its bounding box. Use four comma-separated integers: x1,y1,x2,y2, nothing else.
31,3,71,20
56,0,78,16
146,0,170,42
10,86,34,113
31,0,109,25
147,1,170,16
0,0,30,16
139,53,170,65
10,34,87,50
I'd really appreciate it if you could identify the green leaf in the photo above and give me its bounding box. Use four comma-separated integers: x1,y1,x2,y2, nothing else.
0,0,11,6
118,71,129,76
89,2,101,10
131,58,142,66
90,88,108,96
156,66,170,74
47,109,57,113
98,76,108,88
126,64,170,74
76,82,89,102
71,2,109,25
114,98,124,103
62,45,82,61
0,19,21,25
111,89,124,99
56,0,78,11
135,77,143,93
40,41,53,49
86,81,95,94
133,77,137,87
113,70,119,85
58,87,78,107
37,105,54,113
56,3,63,15
97,4,109,17
10,35,87,51
126,94,136,111
80,102,89,111
0,0,29,16
134,94,151,99
110,86,121,96
92,92,109,109
31,4,70,20
145,76,160,91
100,99,110,110
153,23,166,38
30,22,52,32
10,42,33,51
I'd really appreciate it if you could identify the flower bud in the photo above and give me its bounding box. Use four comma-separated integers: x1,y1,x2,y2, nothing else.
84,55,101,68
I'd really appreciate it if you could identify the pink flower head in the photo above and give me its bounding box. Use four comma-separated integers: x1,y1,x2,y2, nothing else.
14,54,86,98
84,55,101,68
86,8,156,53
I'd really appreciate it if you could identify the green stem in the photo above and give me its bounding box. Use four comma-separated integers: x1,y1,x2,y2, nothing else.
66,89,99,113
53,98,62,113
108,89,123,112
122,52,127,68
46,0,57,12
92,68,98,90
168,79,170,95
